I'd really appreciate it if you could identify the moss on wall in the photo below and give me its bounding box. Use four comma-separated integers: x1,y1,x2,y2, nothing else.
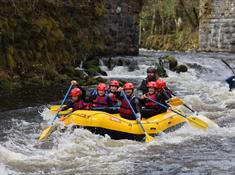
0,0,106,91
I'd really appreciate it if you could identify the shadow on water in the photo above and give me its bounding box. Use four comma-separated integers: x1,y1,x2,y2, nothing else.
0,86,67,112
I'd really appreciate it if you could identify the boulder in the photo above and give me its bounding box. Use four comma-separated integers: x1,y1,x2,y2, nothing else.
161,55,178,70
174,64,188,73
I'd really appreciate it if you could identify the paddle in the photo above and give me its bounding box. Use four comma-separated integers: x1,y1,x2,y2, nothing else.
146,97,209,129
91,106,120,110
121,91,154,142
167,97,183,106
222,59,235,74
38,83,73,141
167,96,196,113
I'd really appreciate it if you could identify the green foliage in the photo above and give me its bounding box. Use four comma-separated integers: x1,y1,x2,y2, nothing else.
0,0,106,91
141,0,199,51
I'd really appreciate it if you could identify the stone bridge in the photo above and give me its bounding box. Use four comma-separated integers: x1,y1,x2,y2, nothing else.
199,0,235,52
105,0,235,55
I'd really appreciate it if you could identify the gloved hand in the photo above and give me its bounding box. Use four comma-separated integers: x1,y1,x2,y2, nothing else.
57,108,62,113
118,87,123,92
141,94,147,99
71,80,78,85
136,113,141,121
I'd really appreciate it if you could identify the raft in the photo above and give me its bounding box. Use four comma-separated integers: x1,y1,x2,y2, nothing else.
51,107,186,141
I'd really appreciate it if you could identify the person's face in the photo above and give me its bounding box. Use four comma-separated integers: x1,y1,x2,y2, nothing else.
124,89,132,96
147,72,155,79
98,90,105,96
148,87,155,94
72,96,79,101
110,85,118,92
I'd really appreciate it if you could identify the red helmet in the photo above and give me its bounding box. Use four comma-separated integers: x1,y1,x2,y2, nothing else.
110,80,119,87
156,79,166,89
147,81,157,88
97,83,107,91
70,88,82,97
123,82,134,90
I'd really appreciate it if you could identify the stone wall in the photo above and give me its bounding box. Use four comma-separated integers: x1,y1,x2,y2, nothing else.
103,0,142,55
199,0,235,52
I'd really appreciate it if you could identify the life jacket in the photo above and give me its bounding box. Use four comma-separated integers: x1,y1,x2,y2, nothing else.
119,95,135,118
73,100,87,111
92,95,108,107
108,92,118,106
144,93,159,109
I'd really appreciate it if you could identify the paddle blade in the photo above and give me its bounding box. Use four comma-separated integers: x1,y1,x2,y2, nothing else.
187,116,209,129
144,133,155,143
196,115,219,128
167,97,183,106
50,105,72,114
38,126,53,141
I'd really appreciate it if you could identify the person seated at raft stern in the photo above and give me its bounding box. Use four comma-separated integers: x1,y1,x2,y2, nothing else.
88,83,113,112
138,67,159,95
116,83,141,120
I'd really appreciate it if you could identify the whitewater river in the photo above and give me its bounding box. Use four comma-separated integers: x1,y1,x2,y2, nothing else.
1,49,235,175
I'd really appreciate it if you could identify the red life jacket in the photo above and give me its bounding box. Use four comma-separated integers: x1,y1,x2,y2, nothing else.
92,95,108,107
73,100,87,110
119,96,135,118
109,92,118,106
145,93,159,109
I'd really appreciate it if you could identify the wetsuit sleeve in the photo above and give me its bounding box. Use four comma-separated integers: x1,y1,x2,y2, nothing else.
132,98,141,113
74,84,86,100
164,87,173,98
138,79,147,94
161,89,171,101
115,91,122,100
138,97,146,107
107,96,113,107
61,100,73,111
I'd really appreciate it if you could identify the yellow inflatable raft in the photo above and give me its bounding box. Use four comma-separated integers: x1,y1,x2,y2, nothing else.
51,107,186,141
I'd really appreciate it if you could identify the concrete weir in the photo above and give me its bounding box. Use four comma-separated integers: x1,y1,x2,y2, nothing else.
199,0,235,52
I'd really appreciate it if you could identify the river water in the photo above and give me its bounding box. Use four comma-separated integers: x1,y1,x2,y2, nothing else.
0,49,235,175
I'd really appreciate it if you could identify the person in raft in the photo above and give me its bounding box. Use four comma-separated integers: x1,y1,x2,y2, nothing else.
140,80,171,118
116,82,141,120
107,80,120,107
155,79,172,112
57,81,88,112
87,83,113,111
138,67,159,94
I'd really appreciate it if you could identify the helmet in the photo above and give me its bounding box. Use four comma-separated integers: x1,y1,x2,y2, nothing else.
147,81,157,88
110,80,119,87
123,82,134,90
70,88,82,97
97,83,107,91
156,79,166,89
147,67,156,73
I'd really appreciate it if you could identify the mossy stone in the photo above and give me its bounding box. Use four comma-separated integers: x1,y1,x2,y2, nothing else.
162,55,178,70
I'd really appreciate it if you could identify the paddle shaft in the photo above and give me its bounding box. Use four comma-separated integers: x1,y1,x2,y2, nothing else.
91,106,120,110
222,59,235,74
170,92,195,113
121,91,147,133
51,83,73,124
146,97,189,119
